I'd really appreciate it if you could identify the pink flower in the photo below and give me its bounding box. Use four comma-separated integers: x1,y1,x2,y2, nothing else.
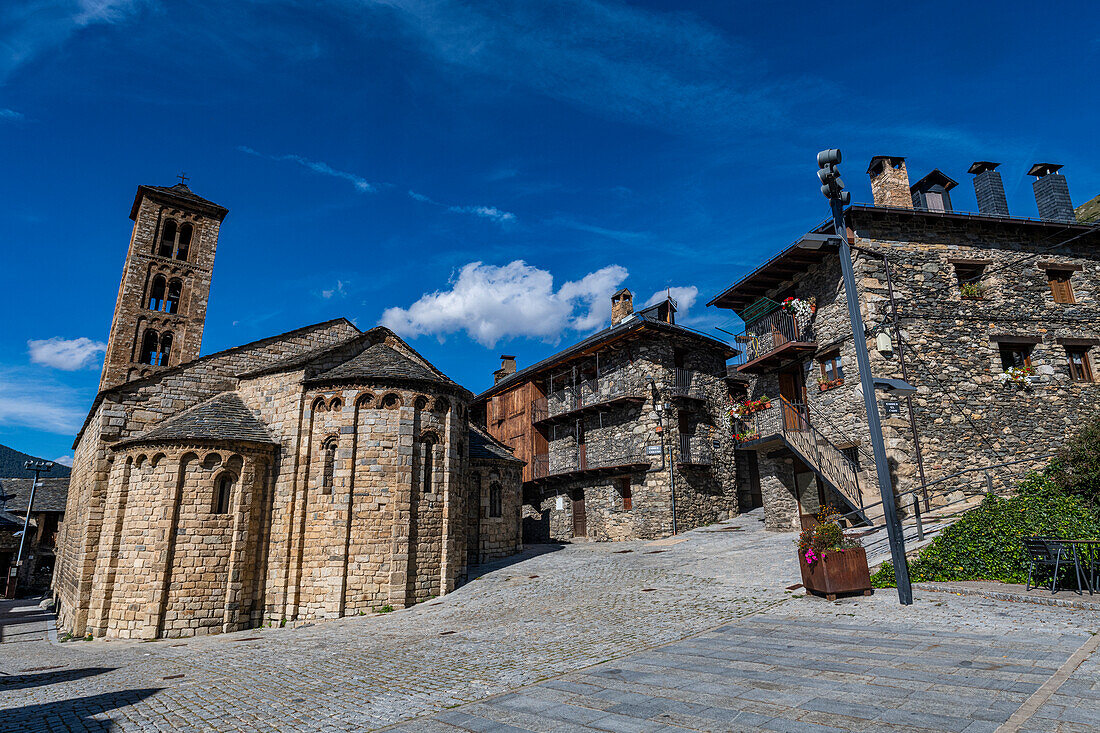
804,549,818,565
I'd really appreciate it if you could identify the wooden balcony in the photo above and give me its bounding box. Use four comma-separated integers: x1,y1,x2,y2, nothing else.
735,310,816,374
528,447,653,486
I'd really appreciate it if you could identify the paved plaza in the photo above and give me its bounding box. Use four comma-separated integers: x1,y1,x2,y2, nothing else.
2,512,1097,732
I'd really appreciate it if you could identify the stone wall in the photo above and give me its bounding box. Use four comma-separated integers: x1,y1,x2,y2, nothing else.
531,332,737,542
467,460,523,563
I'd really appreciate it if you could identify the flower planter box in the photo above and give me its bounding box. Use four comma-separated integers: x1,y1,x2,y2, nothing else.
798,547,872,600
817,378,844,392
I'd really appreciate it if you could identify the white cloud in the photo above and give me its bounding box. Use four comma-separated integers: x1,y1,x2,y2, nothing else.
352,0,798,135
1,0,151,84
237,146,375,192
27,337,106,371
448,205,515,223
53,455,74,467
645,286,698,315
380,260,628,347
321,280,347,299
0,108,24,121
408,190,516,225
0,368,86,434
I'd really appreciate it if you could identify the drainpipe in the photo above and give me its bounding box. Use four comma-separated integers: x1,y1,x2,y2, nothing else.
649,378,678,535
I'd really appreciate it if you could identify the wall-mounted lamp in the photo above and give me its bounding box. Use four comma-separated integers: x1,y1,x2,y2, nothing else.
873,377,917,397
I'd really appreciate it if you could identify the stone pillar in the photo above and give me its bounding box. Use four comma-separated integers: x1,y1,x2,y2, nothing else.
86,456,131,637
388,403,414,608
143,453,186,639
758,453,800,532
222,457,254,633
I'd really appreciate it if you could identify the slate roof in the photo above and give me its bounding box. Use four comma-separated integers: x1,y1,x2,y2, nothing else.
475,314,737,402
0,477,70,514
307,343,453,386
469,425,523,464
131,183,228,221
115,392,275,448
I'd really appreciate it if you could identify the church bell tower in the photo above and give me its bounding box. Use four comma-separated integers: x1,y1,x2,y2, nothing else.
99,181,229,392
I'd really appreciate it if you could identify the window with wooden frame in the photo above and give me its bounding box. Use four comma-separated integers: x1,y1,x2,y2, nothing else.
819,352,843,382
488,482,503,518
1067,347,1094,383
1046,270,1076,304
952,262,986,299
998,343,1032,371
617,476,632,511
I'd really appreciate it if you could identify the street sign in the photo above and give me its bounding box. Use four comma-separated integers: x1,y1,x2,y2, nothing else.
883,400,902,415
645,445,662,456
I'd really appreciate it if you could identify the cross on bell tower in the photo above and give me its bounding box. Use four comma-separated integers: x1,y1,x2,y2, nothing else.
177,172,189,185
98,182,229,391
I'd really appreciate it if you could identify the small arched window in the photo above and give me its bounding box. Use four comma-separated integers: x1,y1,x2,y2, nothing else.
159,332,173,366
321,439,337,495
213,472,234,514
139,330,158,365
421,434,437,494
159,220,177,257
165,279,182,314
176,223,193,261
148,275,166,311
489,482,503,518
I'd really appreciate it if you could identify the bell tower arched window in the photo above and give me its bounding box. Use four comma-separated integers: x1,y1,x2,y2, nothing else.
158,332,172,366
176,223,193,260
165,279,182,314
139,330,158,365
158,220,176,257
148,275,166,311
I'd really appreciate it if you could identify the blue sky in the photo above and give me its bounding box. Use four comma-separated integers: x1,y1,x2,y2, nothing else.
2,1,1099,464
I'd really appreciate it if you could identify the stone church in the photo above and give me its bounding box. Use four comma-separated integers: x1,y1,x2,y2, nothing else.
53,183,523,640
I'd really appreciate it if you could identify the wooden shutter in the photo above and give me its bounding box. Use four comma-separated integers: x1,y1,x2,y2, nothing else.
1048,271,1075,304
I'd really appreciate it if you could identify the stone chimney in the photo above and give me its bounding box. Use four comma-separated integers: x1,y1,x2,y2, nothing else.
968,162,1009,216
867,156,912,208
611,288,633,326
1028,163,1075,223
493,355,517,384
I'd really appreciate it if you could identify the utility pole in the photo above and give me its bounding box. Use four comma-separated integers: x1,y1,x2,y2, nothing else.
7,460,52,599
817,149,913,605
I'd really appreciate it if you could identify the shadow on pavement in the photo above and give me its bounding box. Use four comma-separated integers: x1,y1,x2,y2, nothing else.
0,687,161,733
466,543,566,579
0,666,115,691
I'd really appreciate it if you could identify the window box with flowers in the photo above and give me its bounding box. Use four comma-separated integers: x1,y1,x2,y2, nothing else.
817,377,844,392
959,282,986,300
733,430,761,444
997,365,1035,390
797,507,871,600
733,397,773,418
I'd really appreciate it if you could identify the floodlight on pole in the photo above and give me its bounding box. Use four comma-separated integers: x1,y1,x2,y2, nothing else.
6,460,53,598
816,148,912,605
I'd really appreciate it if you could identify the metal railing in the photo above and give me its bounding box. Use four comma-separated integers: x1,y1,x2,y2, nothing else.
678,434,713,465
670,368,706,399
531,375,644,424
735,310,814,364
735,396,865,514
530,444,654,481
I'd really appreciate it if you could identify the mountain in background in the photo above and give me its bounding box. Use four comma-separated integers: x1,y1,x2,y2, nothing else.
0,444,72,478
1077,193,1100,224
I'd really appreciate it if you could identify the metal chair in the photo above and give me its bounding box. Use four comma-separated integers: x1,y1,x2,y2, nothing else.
1023,538,1084,594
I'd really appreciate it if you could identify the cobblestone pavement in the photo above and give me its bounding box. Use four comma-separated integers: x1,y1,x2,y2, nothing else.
2,511,1097,732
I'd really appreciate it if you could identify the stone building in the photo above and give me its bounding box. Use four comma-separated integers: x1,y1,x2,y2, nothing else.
0,476,69,592
709,157,1100,532
472,290,740,543
53,183,523,640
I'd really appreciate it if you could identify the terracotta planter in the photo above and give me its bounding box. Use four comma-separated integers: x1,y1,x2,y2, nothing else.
799,547,872,600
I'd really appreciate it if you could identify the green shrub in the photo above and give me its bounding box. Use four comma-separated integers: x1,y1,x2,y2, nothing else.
1047,416,1100,509
872,474,1100,587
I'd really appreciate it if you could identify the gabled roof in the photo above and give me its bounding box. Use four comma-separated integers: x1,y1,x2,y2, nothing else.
910,169,958,192
474,314,737,402
307,343,452,386
0,477,70,514
131,183,229,221
469,425,524,464
114,392,275,448
75,318,359,448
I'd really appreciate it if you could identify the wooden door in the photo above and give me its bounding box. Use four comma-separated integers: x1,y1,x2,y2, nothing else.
778,370,807,430
572,491,587,537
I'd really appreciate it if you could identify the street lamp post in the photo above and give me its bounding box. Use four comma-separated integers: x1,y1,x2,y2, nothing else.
817,149,914,605
7,460,52,599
